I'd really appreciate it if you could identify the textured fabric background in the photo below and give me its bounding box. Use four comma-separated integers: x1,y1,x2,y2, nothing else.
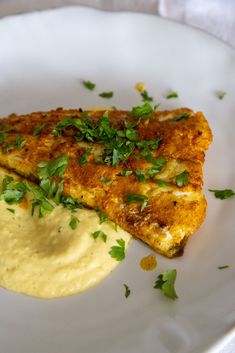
0,1,234,352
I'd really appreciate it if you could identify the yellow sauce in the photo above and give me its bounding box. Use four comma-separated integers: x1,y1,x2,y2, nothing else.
139,254,157,271
0,168,131,299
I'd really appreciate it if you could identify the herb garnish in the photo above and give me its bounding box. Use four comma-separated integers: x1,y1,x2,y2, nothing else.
217,91,227,100
61,195,84,211
6,208,15,214
173,170,189,187
118,170,133,176
173,113,190,121
79,148,92,166
218,265,229,270
82,80,96,90
0,132,8,144
37,155,69,179
124,284,131,298
125,193,148,211
140,90,153,102
92,230,107,242
100,176,113,185
0,177,27,204
26,183,54,218
130,102,154,120
154,269,178,300
99,91,113,98
209,189,235,200
69,216,79,230
135,170,146,182
2,135,26,154
33,123,47,136
95,208,109,224
109,239,126,261
166,91,178,99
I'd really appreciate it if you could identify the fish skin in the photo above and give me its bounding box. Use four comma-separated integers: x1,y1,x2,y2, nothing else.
0,108,212,257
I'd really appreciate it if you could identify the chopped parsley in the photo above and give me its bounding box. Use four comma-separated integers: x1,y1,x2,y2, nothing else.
173,170,189,187
218,265,229,270
37,155,69,179
92,230,107,242
95,208,109,224
153,179,170,187
166,91,178,99
125,193,148,211
0,132,8,144
99,91,113,98
135,170,146,182
33,123,47,136
118,170,133,176
154,269,178,300
140,90,153,102
0,178,27,204
100,176,113,185
124,284,131,298
109,239,125,261
6,208,15,214
209,189,235,200
217,91,227,100
69,216,79,230
79,148,92,166
147,156,167,175
173,113,190,121
61,195,84,211
82,80,96,90
2,135,26,153
136,137,162,150
26,183,54,218
130,102,154,120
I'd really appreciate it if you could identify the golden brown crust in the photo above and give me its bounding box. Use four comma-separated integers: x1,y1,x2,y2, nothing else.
0,108,212,257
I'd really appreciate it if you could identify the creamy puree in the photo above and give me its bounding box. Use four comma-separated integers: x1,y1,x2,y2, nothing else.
0,169,131,299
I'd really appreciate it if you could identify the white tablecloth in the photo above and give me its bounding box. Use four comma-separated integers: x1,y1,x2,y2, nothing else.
0,1,234,352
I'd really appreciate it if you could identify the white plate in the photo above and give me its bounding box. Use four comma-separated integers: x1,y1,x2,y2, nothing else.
0,6,235,353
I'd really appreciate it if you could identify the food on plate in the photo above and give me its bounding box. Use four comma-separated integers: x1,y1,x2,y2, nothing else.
0,167,131,299
0,104,212,258
140,254,157,271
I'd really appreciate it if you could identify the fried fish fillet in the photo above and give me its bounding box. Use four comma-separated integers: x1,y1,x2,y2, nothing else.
0,107,212,257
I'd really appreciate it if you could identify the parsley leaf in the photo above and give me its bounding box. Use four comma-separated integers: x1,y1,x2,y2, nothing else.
209,189,235,200
69,216,79,230
109,239,125,261
173,170,189,187
218,265,229,270
82,80,96,90
118,170,133,176
79,148,92,166
6,208,15,214
217,91,227,100
135,170,146,182
2,135,26,154
95,208,109,224
153,179,170,187
147,156,167,175
154,269,178,300
26,183,54,218
61,195,84,211
99,91,113,98
124,284,131,298
173,113,190,121
125,128,138,141
92,230,107,242
136,137,162,150
140,90,153,102
0,179,27,204
130,102,154,120
33,123,47,136
125,193,148,211
0,132,8,144
166,91,178,99
37,155,69,179
100,176,113,185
